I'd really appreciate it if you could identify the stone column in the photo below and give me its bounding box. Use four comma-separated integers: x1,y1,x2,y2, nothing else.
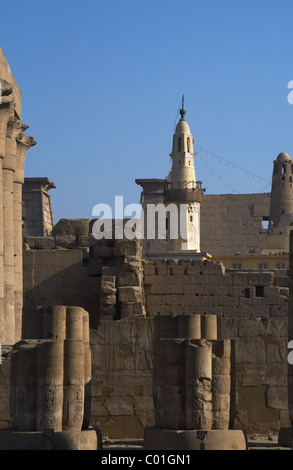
201,314,218,340
185,339,213,430
14,132,36,342
42,305,66,340
3,114,19,345
146,313,246,450
10,340,38,432
36,340,64,432
82,309,92,429
177,314,201,339
0,102,12,344
66,306,84,340
63,339,85,431
10,306,93,436
212,340,231,429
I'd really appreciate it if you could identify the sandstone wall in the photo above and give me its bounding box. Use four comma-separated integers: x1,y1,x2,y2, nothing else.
90,318,154,439
23,247,100,329
200,193,271,255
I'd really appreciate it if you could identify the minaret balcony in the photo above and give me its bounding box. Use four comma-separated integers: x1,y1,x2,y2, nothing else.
164,182,205,204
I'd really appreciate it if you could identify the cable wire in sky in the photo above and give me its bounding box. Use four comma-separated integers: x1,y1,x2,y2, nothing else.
197,154,239,193
197,144,270,184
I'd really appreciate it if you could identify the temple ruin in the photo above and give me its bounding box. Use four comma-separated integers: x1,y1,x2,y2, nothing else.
0,47,293,450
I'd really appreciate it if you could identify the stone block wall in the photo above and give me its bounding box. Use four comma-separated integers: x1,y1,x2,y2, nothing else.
136,180,271,257
90,318,155,439
23,220,145,329
143,259,290,434
23,248,100,329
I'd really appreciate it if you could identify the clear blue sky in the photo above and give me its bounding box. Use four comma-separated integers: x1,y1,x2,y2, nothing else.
1,0,293,223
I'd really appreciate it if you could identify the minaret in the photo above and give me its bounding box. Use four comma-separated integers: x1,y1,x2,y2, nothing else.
269,152,293,229
164,97,204,252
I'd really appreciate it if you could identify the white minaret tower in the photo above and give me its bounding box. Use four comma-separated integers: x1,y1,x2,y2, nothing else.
164,96,204,252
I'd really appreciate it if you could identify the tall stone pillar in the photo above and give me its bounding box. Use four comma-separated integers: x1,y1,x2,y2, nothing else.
0,61,36,345
0,102,13,344
14,133,36,342
3,116,21,345
0,48,36,345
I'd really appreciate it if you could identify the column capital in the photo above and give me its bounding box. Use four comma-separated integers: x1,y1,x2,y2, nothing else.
0,78,13,104
0,102,15,129
0,103,15,158
16,132,36,149
3,115,22,171
14,133,37,183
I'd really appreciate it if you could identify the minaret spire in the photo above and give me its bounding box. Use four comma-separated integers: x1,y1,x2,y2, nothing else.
180,94,186,121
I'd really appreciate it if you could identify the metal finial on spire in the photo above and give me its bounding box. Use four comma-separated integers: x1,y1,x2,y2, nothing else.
180,93,186,121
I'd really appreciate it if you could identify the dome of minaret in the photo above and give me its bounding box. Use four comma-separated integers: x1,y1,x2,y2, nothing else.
277,152,291,162
175,119,191,134
175,107,191,134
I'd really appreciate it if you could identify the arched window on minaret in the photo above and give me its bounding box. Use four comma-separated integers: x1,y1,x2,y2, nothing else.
282,164,286,174
187,137,191,153
178,137,182,152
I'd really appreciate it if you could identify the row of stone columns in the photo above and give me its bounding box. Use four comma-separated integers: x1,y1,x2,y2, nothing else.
10,306,92,432
0,92,35,345
153,314,231,431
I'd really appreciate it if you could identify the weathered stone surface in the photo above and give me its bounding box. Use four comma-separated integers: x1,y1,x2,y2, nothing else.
24,237,56,250
92,245,113,258
121,302,145,318
90,319,154,438
54,235,77,249
52,219,91,236
114,240,140,257
143,427,247,450
0,428,99,450
122,256,141,273
117,271,140,287
118,286,142,303
267,387,288,410
77,234,98,248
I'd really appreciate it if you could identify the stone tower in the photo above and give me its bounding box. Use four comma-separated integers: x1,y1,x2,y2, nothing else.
269,152,293,229
164,97,204,253
264,151,293,253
